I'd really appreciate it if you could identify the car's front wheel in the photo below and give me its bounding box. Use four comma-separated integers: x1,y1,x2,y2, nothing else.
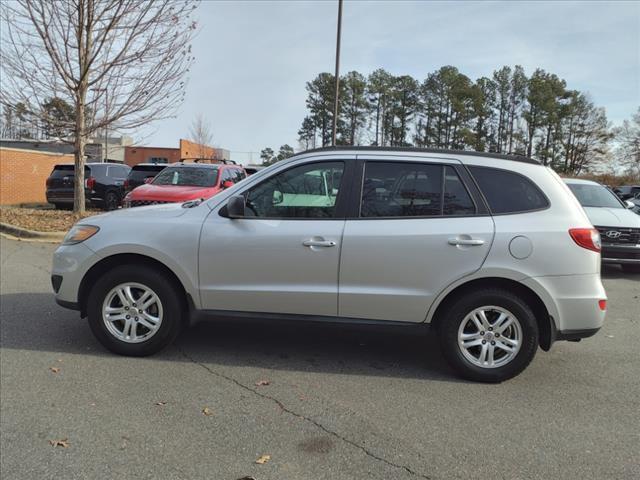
87,265,184,356
438,288,539,382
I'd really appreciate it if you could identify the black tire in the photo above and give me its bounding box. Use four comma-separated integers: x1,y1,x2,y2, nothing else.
621,264,640,274
104,191,120,211
53,203,71,210
87,264,185,356
438,288,539,382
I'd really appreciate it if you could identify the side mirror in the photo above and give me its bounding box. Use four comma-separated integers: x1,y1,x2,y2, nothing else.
144,177,154,184
273,190,283,204
226,195,246,218
222,180,234,189
625,200,634,209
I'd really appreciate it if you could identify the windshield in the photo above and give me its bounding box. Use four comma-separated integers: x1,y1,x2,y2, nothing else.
567,183,624,208
152,167,218,187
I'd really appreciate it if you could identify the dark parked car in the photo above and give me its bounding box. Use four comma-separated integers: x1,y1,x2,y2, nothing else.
46,163,130,210
124,163,167,193
613,185,640,200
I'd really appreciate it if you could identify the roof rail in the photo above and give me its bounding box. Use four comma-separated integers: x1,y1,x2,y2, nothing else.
180,157,237,165
294,146,540,165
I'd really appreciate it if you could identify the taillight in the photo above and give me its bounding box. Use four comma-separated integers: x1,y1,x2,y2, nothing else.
598,299,607,311
123,179,129,190
85,176,96,189
46,178,51,187
569,228,601,253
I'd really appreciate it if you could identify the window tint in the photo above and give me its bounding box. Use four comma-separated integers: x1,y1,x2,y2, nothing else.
468,166,548,214
444,166,475,215
245,162,344,218
360,162,442,217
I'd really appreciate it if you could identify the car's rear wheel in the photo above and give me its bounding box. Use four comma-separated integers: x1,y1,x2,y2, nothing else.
87,265,184,356
438,289,539,382
621,264,640,274
104,191,120,211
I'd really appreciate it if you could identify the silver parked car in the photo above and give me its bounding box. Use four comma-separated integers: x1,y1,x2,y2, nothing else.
564,178,640,274
52,147,607,382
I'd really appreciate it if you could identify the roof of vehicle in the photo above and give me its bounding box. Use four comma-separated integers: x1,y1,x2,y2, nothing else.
131,163,169,168
563,178,600,186
294,146,540,165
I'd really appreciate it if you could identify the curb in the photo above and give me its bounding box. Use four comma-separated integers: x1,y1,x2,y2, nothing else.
0,222,66,242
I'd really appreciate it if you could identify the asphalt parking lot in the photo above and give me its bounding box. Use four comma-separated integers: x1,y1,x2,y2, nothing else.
1,236,639,480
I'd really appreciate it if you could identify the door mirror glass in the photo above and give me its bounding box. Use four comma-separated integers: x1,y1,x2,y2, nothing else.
625,200,634,209
226,195,246,218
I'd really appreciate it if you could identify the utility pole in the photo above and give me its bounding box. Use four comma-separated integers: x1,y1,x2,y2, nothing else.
331,0,343,147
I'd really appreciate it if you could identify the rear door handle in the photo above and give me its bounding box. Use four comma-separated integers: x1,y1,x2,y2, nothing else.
448,238,485,246
303,239,336,248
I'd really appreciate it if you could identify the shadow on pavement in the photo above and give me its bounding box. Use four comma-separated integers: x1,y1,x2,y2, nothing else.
0,292,461,383
601,264,640,279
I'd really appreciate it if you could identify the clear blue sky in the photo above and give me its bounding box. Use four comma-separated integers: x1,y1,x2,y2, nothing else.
145,0,640,164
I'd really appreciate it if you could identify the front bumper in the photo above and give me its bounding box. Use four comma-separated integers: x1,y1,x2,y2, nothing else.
51,242,99,307
601,244,640,265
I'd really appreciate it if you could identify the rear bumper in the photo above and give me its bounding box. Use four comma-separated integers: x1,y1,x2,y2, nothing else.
601,244,640,265
522,273,606,333
556,327,601,342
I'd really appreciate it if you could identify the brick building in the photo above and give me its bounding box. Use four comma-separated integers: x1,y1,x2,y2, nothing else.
0,147,73,205
124,139,230,167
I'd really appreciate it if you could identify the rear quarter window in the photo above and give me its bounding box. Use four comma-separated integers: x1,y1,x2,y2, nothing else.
468,166,549,214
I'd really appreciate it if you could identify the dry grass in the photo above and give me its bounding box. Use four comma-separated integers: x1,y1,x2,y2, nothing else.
0,206,101,232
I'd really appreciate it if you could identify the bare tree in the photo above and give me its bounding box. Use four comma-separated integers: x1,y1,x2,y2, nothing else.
188,113,214,159
0,0,199,214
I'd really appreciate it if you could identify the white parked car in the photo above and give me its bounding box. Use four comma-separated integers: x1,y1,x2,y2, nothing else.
52,147,608,382
565,178,640,274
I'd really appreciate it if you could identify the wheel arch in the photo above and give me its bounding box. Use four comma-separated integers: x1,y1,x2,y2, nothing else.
428,276,555,351
77,253,195,321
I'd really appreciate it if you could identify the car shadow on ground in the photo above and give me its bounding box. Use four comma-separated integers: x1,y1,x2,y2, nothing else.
0,292,462,383
601,264,639,279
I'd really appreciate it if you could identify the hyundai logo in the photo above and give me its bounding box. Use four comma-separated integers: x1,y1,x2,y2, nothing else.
606,230,622,239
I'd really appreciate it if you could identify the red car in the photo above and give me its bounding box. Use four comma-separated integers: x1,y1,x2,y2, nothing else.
123,162,246,207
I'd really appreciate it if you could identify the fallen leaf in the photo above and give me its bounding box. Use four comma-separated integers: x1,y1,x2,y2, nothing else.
202,407,214,416
89,402,96,407
606,335,614,338
155,401,167,406
255,454,271,464
49,438,69,448
49,367,60,374
255,380,270,387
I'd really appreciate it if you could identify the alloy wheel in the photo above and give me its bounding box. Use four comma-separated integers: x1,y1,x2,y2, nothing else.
102,282,163,343
457,305,522,369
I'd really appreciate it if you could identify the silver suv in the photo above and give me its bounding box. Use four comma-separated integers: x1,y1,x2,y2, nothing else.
52,147,607,382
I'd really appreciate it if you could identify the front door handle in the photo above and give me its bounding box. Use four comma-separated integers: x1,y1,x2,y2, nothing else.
303,239,336,248
448,237,485,246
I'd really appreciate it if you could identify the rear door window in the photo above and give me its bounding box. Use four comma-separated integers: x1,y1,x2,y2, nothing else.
360,162,442,217
468,166,549,214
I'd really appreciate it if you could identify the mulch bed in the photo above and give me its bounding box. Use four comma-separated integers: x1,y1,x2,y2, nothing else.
0,206,101,233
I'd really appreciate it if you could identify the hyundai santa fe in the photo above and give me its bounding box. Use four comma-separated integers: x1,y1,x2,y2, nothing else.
52,147,607,382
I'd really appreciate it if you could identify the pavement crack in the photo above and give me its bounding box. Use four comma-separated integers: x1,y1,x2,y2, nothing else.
174,344,431,479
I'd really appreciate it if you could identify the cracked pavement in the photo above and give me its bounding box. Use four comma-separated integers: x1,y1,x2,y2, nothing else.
1,236,639,479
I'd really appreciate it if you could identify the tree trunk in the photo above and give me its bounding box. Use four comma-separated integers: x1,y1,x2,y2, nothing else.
73,96,86,215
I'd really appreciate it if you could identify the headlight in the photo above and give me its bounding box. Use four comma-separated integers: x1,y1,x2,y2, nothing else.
62,225,100,245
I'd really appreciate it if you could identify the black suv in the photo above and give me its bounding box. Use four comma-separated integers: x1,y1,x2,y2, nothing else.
124,163,167,193
613,185,640,200
46,163,130,210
